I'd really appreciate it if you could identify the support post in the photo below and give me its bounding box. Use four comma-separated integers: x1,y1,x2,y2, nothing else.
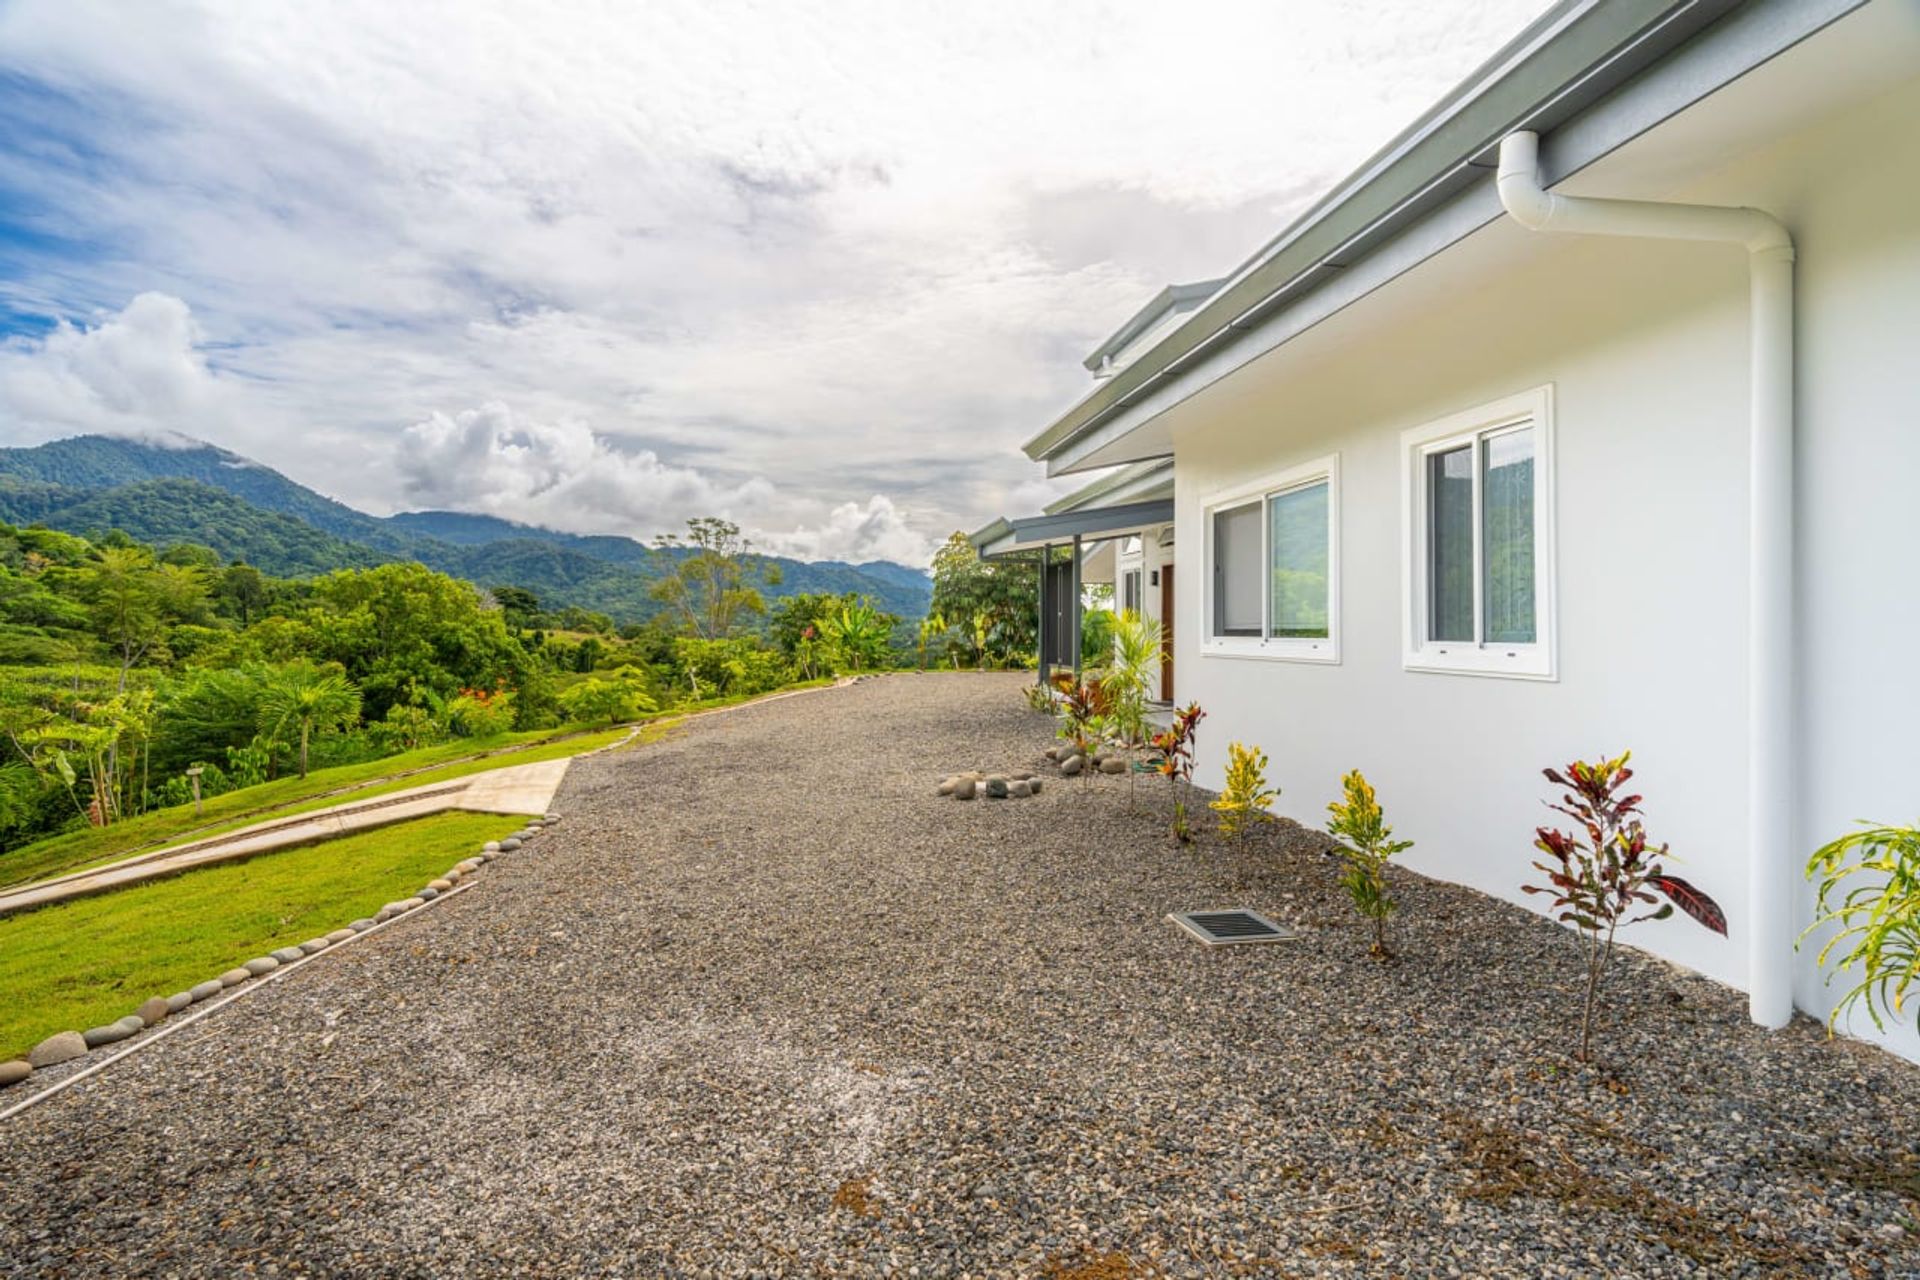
1071,533,1083,683
1037,544,1051,688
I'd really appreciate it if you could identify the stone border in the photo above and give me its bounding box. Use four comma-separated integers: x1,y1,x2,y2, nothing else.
0,812,563,1112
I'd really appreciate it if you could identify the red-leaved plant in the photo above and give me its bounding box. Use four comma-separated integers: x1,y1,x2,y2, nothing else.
1525,752,1727,1062
1150,703,1206,842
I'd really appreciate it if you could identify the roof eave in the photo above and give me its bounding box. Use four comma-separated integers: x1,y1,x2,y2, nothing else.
1024,0,1799,468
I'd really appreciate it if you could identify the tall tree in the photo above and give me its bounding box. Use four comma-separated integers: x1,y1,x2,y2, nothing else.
82,546,208,690
650,517,782,639
928,532,1038,665
256,663,361,780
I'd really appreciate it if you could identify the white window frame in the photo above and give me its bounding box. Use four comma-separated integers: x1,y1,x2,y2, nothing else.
1200,453,1340,664
1400,385,1556,680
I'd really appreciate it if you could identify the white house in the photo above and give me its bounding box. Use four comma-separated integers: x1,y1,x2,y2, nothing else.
979,0,1920,1060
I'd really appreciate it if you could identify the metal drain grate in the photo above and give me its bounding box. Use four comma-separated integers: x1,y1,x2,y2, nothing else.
1168,909,1298,947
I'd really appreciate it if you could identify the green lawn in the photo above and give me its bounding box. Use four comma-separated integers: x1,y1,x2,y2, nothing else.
0,724,634,890
0,810,527,1061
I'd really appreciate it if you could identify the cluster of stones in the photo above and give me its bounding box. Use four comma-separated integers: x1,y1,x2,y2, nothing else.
0,811,563,1092
1045,743,1131,777
937,771,1043,800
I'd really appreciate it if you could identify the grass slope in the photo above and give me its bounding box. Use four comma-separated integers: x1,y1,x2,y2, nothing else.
0,810,526,1060
0,725,631,889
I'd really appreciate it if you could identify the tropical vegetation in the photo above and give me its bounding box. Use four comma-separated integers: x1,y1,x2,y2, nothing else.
1804,821,1920,1033
1525,752,1727,1061
1326,769,1411,957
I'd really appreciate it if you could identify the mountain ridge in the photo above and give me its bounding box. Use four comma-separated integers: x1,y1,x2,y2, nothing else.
0,434,932,622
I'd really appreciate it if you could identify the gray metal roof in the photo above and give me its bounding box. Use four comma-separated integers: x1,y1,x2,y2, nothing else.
971,498,1175,559
1023,0,1865,473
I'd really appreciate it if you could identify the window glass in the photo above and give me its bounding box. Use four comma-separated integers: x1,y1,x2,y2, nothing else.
1212,502,1263,637
1268,481,1329,638
1481,427,1536,644
1427,445,1475,643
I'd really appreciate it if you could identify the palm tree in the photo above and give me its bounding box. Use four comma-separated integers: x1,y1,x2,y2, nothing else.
256,664,362,780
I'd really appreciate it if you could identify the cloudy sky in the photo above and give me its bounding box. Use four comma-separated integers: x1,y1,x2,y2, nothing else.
0,0,1548,566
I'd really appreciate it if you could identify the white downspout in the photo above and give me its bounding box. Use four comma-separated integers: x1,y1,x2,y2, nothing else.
1496,131,1795,1030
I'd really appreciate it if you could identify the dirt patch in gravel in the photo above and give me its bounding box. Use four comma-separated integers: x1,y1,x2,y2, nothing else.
0,672,1916,1278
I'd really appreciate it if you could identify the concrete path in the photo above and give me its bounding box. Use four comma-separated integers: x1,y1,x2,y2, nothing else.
0,758,569,917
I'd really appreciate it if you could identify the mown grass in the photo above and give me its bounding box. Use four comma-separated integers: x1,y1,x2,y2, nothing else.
0,724,631,890
0,810,527,1061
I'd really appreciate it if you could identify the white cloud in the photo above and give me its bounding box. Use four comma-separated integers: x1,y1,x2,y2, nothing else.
0,292,236,441
0,0,1555,562
761,495,933,567
395,401,775,536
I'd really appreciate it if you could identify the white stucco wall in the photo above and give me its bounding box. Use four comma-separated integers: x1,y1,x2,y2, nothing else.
1166,70,1920,1056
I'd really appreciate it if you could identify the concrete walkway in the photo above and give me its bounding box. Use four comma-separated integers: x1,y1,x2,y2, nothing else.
0,758,569,917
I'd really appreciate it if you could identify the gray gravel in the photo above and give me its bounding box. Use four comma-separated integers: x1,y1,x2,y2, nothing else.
2,672,1917,1278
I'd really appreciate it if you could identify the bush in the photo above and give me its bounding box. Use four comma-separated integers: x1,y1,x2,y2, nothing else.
1326,770,1411,958
1211,743,1277,838
671,637,792,699
558,667,657,725
1805,823,1920,1033
1525,753,1727,1061
448,687,516,739
370,703,447,753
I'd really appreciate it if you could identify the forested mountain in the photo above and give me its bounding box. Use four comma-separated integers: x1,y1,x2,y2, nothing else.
0,435,932,622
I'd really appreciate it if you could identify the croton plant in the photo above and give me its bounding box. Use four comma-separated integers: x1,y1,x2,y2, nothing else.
1525,752,1726,1062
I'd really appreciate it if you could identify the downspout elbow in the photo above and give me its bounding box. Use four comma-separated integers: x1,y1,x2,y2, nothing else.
1496,131,1793,259
1495,131,1559,231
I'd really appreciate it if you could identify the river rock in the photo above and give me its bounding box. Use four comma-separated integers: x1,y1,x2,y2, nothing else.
190,979,225,1001
431,877,455,892
986,777,1009,799
83,1020,140,1048
243,956,280,977
1100,757,1127,774
1027,778,1044,795
1060,754,1084,777
327,929,358,944
0,1060,29,1087
219,968,251,988
1009,780,1031,798
348,918,376,932
953,778,976,800
455,860,480,875
28,1032,86,1069
483,841,502,853
136,996,171,1027
165,992,193,1013
500,838,522,852
416,887,439,901
937,777,957,796
299,938,330,955
271,946,305,964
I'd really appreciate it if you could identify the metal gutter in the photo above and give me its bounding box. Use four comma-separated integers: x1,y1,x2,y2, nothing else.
973,498,1176,558
1081,280,1226,374
1024,0,1860,474
1044,458,1175,515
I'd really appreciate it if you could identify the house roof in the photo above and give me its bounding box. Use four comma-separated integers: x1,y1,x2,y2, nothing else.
970,498,1176,559
1023,0,1865,475
1043,458,1175,515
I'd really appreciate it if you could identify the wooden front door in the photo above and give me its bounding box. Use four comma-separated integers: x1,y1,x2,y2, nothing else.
1159,564,1175,701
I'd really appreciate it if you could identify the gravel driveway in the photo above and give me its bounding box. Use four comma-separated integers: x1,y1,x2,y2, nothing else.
2,673,1917,1278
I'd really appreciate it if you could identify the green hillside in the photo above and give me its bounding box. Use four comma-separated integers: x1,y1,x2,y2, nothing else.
0,435,933,623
